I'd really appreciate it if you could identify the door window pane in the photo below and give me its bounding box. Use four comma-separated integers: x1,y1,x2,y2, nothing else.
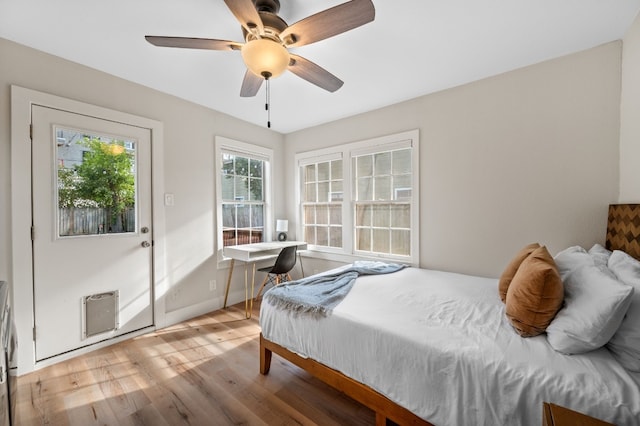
56,128,136,237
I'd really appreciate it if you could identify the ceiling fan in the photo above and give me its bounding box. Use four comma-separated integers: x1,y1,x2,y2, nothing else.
145,0,375,98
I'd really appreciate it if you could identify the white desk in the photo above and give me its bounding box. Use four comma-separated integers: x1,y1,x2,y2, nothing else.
222,241,307,318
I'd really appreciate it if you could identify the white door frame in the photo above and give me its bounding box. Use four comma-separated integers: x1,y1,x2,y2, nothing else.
10,85,167,374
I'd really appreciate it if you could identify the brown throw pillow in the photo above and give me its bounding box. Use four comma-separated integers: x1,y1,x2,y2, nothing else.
505,246,564,337
499,243,541,303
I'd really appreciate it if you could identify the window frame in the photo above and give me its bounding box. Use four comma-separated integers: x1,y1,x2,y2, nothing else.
295,129,419,265
298,151,345,254
215,136,273,264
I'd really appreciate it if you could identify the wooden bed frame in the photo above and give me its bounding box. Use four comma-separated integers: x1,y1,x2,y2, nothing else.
259,203,640,425
259,334,432,426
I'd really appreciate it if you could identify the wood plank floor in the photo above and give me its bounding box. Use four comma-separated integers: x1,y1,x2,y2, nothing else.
16,301,376,425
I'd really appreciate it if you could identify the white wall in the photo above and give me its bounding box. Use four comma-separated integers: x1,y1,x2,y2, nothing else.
620,12,640,202
0,37,285,327
285,42,622,278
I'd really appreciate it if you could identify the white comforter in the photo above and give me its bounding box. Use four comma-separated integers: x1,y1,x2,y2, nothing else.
260,267,640,426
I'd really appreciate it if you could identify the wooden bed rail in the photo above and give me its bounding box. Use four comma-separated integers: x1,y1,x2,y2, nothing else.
260,333,432,426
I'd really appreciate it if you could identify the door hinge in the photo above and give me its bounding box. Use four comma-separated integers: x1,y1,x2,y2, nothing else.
33,327,36,341
29,124,33,141
31,226,35,241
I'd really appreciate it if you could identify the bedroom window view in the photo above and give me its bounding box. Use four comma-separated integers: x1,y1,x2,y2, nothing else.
56,127,137,236
302,159,343,248
221,152,265,246
354,148,412,256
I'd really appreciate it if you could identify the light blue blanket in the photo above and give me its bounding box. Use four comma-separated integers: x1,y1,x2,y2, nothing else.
263,260,407,316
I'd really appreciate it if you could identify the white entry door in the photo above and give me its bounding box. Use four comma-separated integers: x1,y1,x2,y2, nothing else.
31,105,154,361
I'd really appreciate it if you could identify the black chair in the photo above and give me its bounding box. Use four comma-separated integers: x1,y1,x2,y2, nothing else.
255,245,297,300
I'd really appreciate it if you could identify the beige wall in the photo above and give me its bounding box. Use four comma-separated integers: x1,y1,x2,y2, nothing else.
0,36,628,322
620,12,640,202
285,42,622,278
0,37,285,317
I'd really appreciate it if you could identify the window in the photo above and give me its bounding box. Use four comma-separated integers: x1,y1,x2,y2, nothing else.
353,148,412,256
301,158,343,248
56,127,137,236
216,137,272,255
296,130,419,264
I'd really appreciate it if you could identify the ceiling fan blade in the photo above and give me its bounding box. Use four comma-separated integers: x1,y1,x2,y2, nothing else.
240,69,264,97
288,54,344,93
281,0,374,48
224,0,264,35
145,36,242,51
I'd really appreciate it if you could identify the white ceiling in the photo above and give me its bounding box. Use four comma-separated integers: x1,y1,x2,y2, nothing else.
1,0,639,133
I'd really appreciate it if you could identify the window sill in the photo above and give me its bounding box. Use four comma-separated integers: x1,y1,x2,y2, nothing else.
299,249,416,267
217,249,417,270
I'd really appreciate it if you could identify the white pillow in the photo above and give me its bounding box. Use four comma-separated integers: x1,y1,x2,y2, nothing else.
547,247,634,354
553,246,588,279
588,243,612,270
607,250,640,371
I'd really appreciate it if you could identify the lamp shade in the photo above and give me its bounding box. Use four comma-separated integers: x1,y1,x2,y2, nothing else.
241,39,290,78
276,219,289,232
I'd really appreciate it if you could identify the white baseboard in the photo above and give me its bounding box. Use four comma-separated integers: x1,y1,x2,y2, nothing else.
162,289,250,327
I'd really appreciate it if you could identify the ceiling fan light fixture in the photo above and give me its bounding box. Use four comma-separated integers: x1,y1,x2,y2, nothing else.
241,38,290,79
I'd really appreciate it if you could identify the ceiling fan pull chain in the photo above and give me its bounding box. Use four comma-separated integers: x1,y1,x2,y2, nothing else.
265,74,271,128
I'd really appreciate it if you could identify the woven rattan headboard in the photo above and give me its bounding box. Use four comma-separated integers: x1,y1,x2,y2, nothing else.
606,204,640,261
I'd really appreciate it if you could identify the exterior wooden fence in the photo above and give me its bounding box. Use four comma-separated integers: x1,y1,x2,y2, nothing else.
59,207,135,236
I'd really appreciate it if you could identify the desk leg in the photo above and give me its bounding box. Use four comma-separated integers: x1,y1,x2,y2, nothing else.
249,263,256,318
244,262,258,319
244,262,248,317
223,258,235,308
298,253,304,278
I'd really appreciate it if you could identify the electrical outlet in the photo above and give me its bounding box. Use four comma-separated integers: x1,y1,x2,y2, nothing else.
209,280,216,291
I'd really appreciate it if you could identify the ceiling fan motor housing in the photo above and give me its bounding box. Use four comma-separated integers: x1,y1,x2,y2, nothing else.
243,1,289,43
254,0,280,13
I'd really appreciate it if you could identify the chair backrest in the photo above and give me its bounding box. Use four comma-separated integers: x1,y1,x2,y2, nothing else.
271,245,297,274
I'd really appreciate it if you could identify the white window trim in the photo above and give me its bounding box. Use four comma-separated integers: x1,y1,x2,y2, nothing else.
215,136,273,266
295,129,420,266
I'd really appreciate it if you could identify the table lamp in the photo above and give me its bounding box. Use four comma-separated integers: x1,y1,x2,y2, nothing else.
276,220,288,241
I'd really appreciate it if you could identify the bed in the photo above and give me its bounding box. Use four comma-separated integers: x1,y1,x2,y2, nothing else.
259,204,640,425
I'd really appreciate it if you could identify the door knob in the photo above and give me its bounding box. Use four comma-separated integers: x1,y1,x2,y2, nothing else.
141,241,151,248
141,227,150,234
